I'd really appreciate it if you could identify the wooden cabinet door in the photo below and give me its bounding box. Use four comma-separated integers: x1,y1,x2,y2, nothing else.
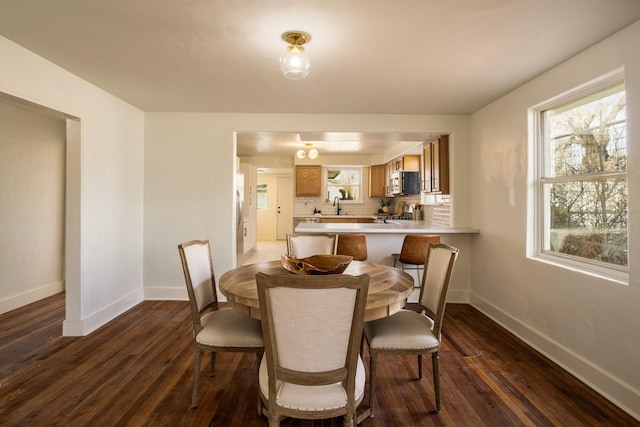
422,136,449,194
295,165,322,197
320,217,358,223
403,155,421,171
369,164,386,198
435,135,449,194
423,143,433,192
384,162,394,196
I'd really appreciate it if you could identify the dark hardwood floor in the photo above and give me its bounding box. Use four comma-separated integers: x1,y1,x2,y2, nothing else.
1,293,638,426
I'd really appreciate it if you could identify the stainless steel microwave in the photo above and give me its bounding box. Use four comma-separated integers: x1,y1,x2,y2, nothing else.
390,171,421,195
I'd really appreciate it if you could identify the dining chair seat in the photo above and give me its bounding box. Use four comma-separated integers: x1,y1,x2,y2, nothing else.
258,355,366,411
364,310,438,350
197,308,264,348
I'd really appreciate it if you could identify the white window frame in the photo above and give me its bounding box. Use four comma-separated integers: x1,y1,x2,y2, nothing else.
527,70,628,285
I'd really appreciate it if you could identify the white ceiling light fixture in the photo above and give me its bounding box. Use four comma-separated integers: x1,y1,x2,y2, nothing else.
296,143,318,159
280,31,311,80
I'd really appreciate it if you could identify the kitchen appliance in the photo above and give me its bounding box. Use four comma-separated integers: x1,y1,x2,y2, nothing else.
236,172,244,265
390,171,421,195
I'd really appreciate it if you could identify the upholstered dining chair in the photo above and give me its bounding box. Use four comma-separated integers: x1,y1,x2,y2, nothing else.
336,233,368,261
255,272,370,427
392,234,441,287
286,233,337,258
364,243,459,414
178,239,264,408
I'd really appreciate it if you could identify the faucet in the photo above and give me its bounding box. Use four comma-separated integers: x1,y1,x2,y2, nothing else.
333,196,341,215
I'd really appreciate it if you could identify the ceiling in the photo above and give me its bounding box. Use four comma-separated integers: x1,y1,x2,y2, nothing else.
1,0,639,157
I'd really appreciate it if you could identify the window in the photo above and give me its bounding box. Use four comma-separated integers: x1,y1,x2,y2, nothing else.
326,167,362,202
256,184,268,209
531,78,627,279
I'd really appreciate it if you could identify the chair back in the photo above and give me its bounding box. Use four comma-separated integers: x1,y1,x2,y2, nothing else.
336,233,368,261
418,243,459,336
178,240,218,334
398,234,441,265
286,233,337,258
256,272,369,409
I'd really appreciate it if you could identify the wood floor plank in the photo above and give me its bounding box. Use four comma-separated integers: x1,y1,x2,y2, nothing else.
0,294,638,426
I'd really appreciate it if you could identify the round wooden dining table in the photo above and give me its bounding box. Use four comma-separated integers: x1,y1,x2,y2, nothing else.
219,260,414,322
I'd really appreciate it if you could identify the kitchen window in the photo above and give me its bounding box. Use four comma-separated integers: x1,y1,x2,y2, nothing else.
326,167,362,202
530,75,628,282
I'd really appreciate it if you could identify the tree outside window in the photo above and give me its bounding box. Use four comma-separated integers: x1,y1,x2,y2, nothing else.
540,82,627,269
326,167,361,202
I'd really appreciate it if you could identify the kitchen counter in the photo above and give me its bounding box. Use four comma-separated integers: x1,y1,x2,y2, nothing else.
294,214,378,219
295,220,479,234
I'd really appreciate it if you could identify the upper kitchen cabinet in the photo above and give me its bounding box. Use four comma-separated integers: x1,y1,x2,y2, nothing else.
369,164,386,198
295,165,322,197
384,162,394,196
391,154,421,172
423,135,449,194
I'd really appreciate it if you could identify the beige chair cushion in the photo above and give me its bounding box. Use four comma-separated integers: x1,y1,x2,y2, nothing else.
259,354,366,411
364,309,438,351
196,307,263,348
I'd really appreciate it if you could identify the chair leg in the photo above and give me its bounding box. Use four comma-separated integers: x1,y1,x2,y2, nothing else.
432,352,441,412
369,352,378,417
210,351,216,377
192,348,203,408
418,354,424,380
268,414,280,427
344,413,354,427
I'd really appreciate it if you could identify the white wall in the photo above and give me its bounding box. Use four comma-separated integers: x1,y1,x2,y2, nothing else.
468,21,640,418
0,102,65,313
0,36,145,335
143,113,471,299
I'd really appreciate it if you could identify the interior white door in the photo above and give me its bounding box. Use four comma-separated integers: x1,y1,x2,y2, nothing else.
276,176,293,240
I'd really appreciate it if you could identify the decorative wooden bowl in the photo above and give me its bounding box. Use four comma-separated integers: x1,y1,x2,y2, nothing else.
281,253,353,275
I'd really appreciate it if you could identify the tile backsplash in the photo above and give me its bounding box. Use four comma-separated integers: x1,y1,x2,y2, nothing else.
294,194,450,224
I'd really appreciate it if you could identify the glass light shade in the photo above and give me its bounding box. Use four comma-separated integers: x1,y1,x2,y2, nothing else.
296,149,306,159
280,45,311,79
308,148,318,159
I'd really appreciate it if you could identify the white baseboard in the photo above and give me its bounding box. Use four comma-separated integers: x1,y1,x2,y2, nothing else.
470,293,640,422
0,280,64,315
62,289,144,336
447,289,469,303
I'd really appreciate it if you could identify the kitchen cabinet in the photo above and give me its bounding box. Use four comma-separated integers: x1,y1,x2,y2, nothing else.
319,217,376,223
378,154,420,198
390,154,420,172
240,163,257,253
295,165,322,197
384,162,394,196
422,135,449,194
369,164,386,198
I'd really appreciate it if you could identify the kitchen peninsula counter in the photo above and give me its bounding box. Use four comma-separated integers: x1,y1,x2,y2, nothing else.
295,220,479,235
